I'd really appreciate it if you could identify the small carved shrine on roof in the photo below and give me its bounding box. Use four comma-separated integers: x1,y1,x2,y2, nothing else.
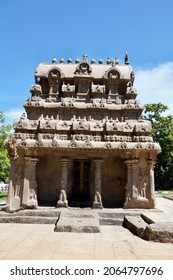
4,53,161,211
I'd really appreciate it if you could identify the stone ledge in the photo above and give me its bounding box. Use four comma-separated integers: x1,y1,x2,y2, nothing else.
0,216,57,224
54,225,100,233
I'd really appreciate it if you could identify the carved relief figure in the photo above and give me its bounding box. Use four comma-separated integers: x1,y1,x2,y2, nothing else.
137,169,149,199
13,161,24,198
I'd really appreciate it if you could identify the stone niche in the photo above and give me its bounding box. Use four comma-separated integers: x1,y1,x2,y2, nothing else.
3,54,161,212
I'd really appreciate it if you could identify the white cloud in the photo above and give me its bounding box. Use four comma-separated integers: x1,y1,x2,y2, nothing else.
4,109,24,124
134,62,173,115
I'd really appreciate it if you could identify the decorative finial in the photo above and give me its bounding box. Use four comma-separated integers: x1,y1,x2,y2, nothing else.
125,51,129,65
114,58,119,65
52,57,57,64
75,58,80,64
67,58,72,64
106,58,111,65
98,59,103,64
60,58,64,64
91,59,96,64
111,58,119,66
83,54,88,61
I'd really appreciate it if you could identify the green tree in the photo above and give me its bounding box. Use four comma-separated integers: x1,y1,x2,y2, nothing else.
144,103,173,189
0,112,11,183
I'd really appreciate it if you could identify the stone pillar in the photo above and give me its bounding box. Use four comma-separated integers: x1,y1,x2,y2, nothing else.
3,158,20,211
124,159,132,205
147,158,156,208
131,159,139,199
22,157,38,209
56,158,70,207
92,159,103,209
124,158,140,208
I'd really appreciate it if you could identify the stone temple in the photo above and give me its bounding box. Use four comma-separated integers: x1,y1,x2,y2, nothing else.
4,54,161,212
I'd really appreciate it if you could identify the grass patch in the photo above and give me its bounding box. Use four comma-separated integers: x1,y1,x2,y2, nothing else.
0,192,7,202
155,190,173,199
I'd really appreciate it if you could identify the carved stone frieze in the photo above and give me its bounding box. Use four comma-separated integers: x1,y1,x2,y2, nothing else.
72,120,89,130
133,136,153,142
35,134,43,147
56,121,70,130
118,142,128,149
90,122,103,131
134,143,143,149
134,122,151,133
145,143,155,150
103,143,112,149
123,122,134,132
104,135,132,142
62,83,75,93
68,140,78,148
82,140,93,148
106,121,123,132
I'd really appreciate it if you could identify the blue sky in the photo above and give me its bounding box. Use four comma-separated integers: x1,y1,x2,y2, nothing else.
1,0,173,124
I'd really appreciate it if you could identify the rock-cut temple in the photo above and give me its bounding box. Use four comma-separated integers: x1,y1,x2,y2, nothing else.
4,54,161,212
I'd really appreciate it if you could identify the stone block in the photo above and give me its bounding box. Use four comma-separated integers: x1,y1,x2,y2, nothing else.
144,223,173,243
123,215,148,238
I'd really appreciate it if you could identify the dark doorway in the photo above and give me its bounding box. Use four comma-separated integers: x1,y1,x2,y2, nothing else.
70,159,91,207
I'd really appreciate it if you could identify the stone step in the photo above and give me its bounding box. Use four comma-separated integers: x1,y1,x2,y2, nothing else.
98,211,142,226
54,211,100,233
99,217,123,226
0,216,57,224
0,209,60,224
0,209,60,217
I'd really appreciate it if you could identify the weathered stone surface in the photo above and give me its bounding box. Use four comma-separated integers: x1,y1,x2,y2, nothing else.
144,223,173,243
0,209,60,224
123,215,148,238
54,225,100,233
0,216,57,224
99,218,123,226
54,210,100,233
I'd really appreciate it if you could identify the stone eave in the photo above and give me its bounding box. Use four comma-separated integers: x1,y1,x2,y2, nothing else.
35,63,133,80
7,139,161,154
23,101,144,110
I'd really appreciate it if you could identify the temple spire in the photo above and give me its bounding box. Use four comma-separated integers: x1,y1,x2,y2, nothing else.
125,51,130,65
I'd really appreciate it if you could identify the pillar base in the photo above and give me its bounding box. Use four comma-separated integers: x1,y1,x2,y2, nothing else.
56,190,68,208
92,201,103,209
56,200,68,208
2,197,21,212
22,199,38,209
124,197,155,209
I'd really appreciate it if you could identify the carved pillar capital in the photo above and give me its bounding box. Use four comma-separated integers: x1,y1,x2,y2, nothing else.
60,158,71,164
93,159,104,167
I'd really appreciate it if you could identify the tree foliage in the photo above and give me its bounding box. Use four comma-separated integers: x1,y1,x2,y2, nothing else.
0,112,11,183
144,103,173,189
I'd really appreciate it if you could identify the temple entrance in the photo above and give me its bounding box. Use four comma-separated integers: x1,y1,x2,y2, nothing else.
70,159,91,207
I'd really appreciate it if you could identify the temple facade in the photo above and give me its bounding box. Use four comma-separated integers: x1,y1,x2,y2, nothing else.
4,54,161,212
